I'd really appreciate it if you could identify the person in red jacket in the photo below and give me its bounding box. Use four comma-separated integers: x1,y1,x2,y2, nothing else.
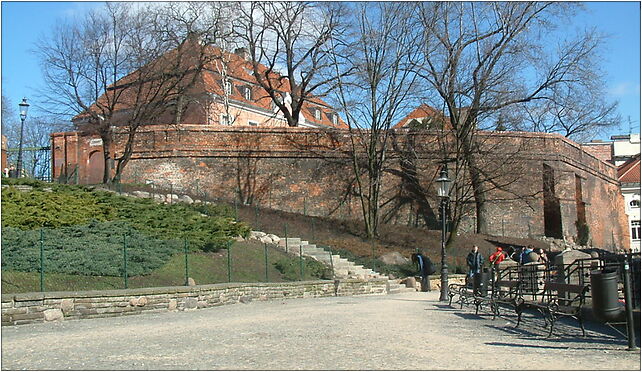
489,247,506,285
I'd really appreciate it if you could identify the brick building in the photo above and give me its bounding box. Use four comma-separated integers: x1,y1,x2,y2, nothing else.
582,134,641,252
50,45,630,251
52,124,630,251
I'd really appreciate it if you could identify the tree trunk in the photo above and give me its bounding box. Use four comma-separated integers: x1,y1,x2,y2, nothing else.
461,135,490,234
101,132,113,184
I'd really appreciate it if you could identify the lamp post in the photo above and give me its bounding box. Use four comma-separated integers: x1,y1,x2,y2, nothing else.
15,98,29,178
436,164,452,301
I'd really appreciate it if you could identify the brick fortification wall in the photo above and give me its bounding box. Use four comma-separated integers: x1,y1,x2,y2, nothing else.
51,126,630,251
1,279,388,326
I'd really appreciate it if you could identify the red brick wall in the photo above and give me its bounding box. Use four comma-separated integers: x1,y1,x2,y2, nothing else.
51,126,630,251
581,143,613,164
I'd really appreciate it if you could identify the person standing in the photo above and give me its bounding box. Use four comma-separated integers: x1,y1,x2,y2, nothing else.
520,245,535,264
489,246,506,284
412,253,435,292
536,248,549,266
466,245,483,287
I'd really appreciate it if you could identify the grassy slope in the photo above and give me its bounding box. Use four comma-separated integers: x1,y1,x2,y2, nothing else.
1,241,321,294
234,202,550,274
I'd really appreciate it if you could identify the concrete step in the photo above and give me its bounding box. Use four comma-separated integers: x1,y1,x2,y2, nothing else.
271,235,389,280
388,280,419,293
278,238,301,246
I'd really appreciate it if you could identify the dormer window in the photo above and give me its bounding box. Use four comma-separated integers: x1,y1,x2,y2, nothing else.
331,113,338,126
224,80,232,96
244,86,252,100
315,108,321,121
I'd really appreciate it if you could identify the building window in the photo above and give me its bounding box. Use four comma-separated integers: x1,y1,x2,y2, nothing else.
220,114,232,126
331,113,338,126
224,80,232,96
315,108,321,121
630,199,640,208
632,220,641,240
248,120,259,126
244,86,252,100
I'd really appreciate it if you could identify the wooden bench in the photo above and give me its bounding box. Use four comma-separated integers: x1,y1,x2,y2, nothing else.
515,281,589,338
490,280,521,320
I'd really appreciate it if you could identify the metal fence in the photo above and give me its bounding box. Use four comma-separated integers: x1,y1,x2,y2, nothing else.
497,252,641,309
97,180,404,272
1,227,334,294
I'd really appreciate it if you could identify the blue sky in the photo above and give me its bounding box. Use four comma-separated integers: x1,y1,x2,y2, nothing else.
1,1,640,140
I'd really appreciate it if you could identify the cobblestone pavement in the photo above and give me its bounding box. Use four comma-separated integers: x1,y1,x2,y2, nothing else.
1,291,640,370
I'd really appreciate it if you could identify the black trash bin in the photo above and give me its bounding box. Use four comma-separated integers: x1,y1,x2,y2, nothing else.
590,269,625,322
473,269,490,296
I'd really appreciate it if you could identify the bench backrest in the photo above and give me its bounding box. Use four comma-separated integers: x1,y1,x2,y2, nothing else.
496,280,520,289
542,282,588,305
543,282,587,294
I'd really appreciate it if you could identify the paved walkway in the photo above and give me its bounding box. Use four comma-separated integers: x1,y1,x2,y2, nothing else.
1,291,640,370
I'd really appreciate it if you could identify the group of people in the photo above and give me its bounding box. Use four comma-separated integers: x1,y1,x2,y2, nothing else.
466,244,549,284
411,244,550,291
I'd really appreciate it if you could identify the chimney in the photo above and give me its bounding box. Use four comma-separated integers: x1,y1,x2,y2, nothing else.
234,47,250,61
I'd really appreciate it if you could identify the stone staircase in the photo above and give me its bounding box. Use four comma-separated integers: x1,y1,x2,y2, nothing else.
276,237,414,294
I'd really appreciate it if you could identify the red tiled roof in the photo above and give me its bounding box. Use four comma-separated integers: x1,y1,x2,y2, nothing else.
618,153,641,183
393,104,450,129
74,41,346,129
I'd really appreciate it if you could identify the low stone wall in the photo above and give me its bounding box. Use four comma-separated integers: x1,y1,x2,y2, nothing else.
1,279,388,326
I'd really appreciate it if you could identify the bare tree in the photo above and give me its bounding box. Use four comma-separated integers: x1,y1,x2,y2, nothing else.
328,2,421,239
508,84,620,142
234,1,348,127
415,2,615,235
36,2,230,183
2,94,71,177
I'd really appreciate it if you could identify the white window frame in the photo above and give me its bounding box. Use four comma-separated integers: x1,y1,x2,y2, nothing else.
332,113,338,125
632,220,641,240
224,80,232,96
220,113,232,126
315,108,321,121
244,86,252,100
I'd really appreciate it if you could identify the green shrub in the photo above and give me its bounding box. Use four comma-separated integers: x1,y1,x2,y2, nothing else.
274,257,331,281
1,187,115,229
1,221,183,276
1,180,250,252
94,191,249,251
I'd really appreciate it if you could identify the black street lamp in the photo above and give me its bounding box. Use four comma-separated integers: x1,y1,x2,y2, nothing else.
14,98,29,178
436,164,452,301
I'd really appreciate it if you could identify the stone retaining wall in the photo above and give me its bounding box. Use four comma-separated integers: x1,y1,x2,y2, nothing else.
1,279,388,326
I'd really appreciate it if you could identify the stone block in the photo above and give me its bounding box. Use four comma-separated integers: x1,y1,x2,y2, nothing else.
43,309,64,322
184,298,198,310
554,249,591,266
14,300,44,308
11,312,45,321
137,296,148,307
379,252,410,265
402,277,417,289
